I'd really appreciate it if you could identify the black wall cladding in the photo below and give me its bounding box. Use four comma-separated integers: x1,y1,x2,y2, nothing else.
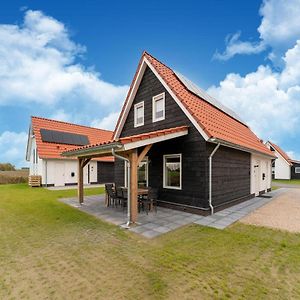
40,129,89,146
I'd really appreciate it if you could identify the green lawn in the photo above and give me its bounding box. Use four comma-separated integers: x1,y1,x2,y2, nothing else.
1,184,300,299
273,179,300,185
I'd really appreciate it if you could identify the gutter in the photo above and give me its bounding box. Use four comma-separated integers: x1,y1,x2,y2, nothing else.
62,142,122,158
111,148,131,228
209,138,275,159
208,142,221,215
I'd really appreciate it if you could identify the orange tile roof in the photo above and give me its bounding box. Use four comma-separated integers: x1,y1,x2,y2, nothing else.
31,116,114,162
115,51,274,157
63,126,188,154
267,141,292,165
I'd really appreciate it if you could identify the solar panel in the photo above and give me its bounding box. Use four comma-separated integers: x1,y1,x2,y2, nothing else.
40,129,90,146
175,72,246,125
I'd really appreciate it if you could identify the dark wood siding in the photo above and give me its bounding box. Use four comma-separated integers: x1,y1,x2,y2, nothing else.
207,145,251,207
97,162,114,183
118,66,209,208
291,162,300,179
115,66,252,210
114,158,125,186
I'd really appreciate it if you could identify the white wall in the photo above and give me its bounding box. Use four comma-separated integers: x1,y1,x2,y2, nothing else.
251,154,272,195
274,155,291,180
42,159,98,187
265,143,291,180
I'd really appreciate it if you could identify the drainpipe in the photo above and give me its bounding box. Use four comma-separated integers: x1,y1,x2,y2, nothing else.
45,160,48,187
112,148,131,227
208,143,220,215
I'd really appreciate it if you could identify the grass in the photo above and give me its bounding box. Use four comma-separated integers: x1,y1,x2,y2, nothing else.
1,184,300,299
273,179,300,185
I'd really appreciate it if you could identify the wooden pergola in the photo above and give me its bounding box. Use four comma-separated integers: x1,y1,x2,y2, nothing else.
62,126,188,224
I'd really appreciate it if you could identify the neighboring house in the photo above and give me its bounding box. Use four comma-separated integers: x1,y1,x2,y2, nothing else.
63,51,275,216
26,116,114,187
266,141,300,180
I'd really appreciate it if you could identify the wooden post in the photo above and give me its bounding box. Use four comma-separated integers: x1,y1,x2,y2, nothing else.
130,149,138,223
78,158,84,205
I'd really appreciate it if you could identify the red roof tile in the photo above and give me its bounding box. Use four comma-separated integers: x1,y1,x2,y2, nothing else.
31,116,114,162
115,51,274,157
267,141,292,165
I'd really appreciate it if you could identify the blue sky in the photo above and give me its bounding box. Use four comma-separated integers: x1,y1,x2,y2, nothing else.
0,0,299,167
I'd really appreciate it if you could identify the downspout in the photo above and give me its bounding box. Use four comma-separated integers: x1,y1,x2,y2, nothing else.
208,143,220,215
112,148,131,227
45,160,48,187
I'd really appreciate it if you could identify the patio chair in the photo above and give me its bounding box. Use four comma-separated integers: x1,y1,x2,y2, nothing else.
105,183,114,206
141,187,158,215
121,188,128,212
106,184,119,208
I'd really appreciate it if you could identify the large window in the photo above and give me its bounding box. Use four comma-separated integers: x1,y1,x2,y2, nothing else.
152,93,165,122
163,154,182,189
134,101,144,127
295,167,300,174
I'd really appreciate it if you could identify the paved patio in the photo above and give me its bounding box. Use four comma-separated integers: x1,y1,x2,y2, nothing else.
60,189,282,238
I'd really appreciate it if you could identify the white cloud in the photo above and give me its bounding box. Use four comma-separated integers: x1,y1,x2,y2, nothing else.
0,9,128,106
208,50,300,153
213,32,265,61
0,131,28,168
215,0,300,61
91,111,120,131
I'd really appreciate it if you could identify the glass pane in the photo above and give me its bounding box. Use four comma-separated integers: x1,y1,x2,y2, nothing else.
137,106,143,118
165,156,180,187
155,99,164,119
155,99,163,111
138,161,147,187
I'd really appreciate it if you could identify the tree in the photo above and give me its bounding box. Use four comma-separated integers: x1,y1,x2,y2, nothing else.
0,163,16,171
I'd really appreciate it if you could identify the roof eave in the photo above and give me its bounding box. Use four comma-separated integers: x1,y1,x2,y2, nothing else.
61,142,123,158
209,138,276,158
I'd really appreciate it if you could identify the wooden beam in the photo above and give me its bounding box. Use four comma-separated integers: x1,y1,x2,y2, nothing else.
129,149,138,223
78,158,84,205
137,144,152,165
81,157,91,168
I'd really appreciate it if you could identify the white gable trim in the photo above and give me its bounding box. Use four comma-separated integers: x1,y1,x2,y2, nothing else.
113,57,210,141
25,124,34,161
114,59,147,139
265,142,291,166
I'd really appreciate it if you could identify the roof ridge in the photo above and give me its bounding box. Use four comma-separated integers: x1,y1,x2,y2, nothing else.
31,116,113,133
267,140,292,162
144,52,248,128
143,51,174,73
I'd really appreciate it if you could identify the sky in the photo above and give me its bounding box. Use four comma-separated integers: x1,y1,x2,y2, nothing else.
0,0,300,167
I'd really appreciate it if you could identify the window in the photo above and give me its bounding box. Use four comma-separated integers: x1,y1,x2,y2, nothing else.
152,93,165,122
124,158,148,188
295,167,300,174
134,101,144,127
163,154,182,189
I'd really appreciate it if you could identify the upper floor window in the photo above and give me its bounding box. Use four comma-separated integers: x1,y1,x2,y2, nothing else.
152,93,165,122
134,101,144,127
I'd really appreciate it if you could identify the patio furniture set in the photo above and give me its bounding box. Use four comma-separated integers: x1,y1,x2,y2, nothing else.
105,183,158,215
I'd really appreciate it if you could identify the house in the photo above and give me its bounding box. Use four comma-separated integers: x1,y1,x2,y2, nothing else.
266,141,300,180
26,116,115,187
63,51,275,222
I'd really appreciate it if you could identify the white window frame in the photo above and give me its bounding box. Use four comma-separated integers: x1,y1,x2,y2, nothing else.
163,153,182,190
152,92,165,122
295,167,300,174
124,158,149,188
134,101,144,127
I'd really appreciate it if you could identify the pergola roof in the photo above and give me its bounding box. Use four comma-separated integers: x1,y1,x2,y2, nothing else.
62,126,189,158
